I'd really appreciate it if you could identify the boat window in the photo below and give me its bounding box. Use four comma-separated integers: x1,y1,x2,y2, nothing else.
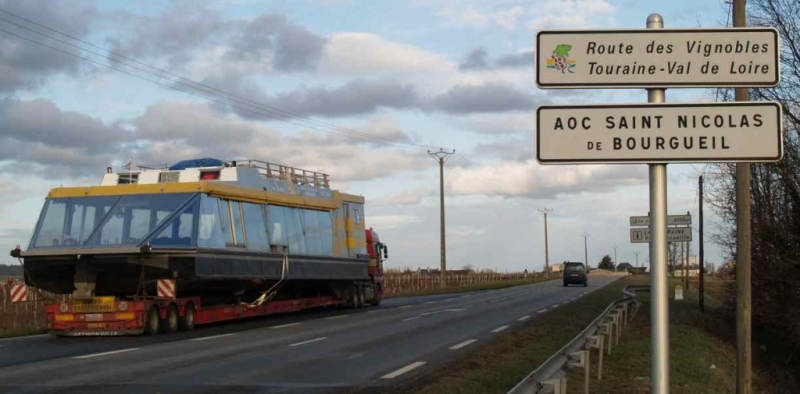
29,193,196,248
267,205,288,246
302,209,322,255
230,201,245,246
318,210,334,255
197,195,226,248
150,199,198,247
286,207,306,254
243,202,269,252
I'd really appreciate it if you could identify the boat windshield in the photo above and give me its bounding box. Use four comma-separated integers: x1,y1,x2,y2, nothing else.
29,193,198,249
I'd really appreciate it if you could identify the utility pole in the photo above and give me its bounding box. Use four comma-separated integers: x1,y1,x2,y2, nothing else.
635,252,640,269
539,208,553,274
428,148,455,289
699,175,705,312
733,1,752,392
582,232,589,268
613,245,618,271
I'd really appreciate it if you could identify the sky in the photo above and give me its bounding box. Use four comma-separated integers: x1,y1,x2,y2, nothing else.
0,0,735,272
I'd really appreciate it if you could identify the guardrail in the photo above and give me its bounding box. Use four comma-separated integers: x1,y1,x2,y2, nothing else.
507,285,650,394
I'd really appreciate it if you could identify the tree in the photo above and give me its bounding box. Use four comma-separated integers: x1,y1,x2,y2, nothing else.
598,255,615,270
705,0,800,373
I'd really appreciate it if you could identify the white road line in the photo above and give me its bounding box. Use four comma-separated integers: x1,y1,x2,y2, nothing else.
537,309,548,313
289,337,327,347
449,339,478,350
461,294,471,298
445,298,456,301
403,316,421,321
399,305,414,309
270,323,301,329
368,309,386,313
518,315,531,321
552,303,560,307
491,325,510,333
425,301,438,304
190,333,235,341
0,334,50,343
74,348,139,359
382,361,427,379
326,315,349,320
489,300,499,303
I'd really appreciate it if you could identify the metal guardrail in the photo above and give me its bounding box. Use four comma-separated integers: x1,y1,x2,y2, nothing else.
507,285,650,394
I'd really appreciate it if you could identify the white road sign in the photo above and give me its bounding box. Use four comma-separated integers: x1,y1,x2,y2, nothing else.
630,215,692,226
536,102,783,164
536,28,780,88
630,228,693,243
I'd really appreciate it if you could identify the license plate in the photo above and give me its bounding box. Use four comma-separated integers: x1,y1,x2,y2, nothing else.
571,274,579,277
73,297,115,313
88,323,106,328
85,314,104,322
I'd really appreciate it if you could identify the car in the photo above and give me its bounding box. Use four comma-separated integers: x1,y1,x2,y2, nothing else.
563,262,588,287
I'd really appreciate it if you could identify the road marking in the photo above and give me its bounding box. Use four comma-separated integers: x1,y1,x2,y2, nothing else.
445,298,456,301
552,303,560,307
270,323,301,329
449,339,478,350
570,297,576,301
537,309,548,313
0,334,50,343
403,316,421,321
425,301,437,304
461,294,471,298
368,309,386,313
382,361,427,379
489,299,499,303
518,315,531,321
399,305,414,309
190,333,235,341
491,325,510,333
289,337,327,347
74,348,139,359
326,315,349,320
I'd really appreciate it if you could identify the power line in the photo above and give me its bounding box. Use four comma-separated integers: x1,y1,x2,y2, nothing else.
0,7,444,151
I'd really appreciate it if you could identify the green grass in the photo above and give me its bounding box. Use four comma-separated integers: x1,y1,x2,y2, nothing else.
384,276,561,299
388,276,634,394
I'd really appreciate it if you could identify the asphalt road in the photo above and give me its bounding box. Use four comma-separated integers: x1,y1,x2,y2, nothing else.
0,275,623,393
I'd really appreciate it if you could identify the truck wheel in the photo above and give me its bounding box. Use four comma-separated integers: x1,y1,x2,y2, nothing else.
179,303,195,331
346,285,358,309
355,284,363,309
144,306,160,336
161,304,179,334
372,285,382,306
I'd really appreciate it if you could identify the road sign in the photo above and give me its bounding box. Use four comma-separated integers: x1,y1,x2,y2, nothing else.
536,102,783,164
630,215,692,226
536,28,780,89
10,283,28,302
630,228,692,243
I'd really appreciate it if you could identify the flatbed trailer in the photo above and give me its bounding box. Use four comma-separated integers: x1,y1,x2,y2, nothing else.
45,283,376,336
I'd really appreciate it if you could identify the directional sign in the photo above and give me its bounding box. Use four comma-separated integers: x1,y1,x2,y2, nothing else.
536,102,783,164
630,228,692,243
630,215,692,226
536,28,780,89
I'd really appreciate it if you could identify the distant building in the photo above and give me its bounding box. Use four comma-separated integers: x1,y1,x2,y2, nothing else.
616,263,633,272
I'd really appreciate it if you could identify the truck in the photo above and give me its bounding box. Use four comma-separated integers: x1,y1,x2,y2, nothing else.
10,158,388,336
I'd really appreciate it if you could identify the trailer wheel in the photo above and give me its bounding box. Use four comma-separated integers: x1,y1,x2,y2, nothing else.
161,304,179,334
179,302,195,331
144,306,160,336
372,284,382,306
356,284,365,309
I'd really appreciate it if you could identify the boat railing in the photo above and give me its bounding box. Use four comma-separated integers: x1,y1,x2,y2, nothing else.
234,160,330,189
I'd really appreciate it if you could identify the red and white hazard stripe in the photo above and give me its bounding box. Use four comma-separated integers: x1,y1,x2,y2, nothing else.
157,279,176,299
10,284,28,303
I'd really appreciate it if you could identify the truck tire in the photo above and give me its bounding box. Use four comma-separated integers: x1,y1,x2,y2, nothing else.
144,306,160,336
372,285,382,306
179,302,195,331
346,285,358,309
357,284,365,309
161,304,179,334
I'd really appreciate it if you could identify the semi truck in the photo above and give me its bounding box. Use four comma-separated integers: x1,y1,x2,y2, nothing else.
10,158,387,336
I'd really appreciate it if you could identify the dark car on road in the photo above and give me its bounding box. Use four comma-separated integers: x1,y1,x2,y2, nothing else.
563,262,588,287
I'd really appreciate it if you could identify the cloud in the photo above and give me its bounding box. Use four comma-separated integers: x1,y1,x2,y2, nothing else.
455,113,536,135
374,188,431,206
365,215,425,229
495,50,535,68
448,161,648,199
426,83,537,114
440,5,524,30
273,25,328,71
459,47,489,71
527,0,616,31
0,0,99,92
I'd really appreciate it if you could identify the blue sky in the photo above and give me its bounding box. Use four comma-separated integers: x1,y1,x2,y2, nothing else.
0,0,735,271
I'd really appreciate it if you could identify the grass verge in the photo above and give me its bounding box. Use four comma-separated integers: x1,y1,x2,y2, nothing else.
384,276,561,299
388,275,632,394
565,277,794,394
0,328,47,339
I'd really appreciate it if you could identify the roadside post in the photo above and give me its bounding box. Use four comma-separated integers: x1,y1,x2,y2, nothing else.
535,14,781,394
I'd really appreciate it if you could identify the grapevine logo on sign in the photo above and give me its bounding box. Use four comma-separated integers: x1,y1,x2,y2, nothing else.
547,44,575,73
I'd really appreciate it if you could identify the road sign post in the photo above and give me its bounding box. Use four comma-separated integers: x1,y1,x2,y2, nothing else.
535,12,782,394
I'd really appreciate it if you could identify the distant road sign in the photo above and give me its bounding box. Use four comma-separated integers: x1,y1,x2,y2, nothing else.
536,102,783,164
536,28,779,88
631,228,693,243
630,215,692,226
